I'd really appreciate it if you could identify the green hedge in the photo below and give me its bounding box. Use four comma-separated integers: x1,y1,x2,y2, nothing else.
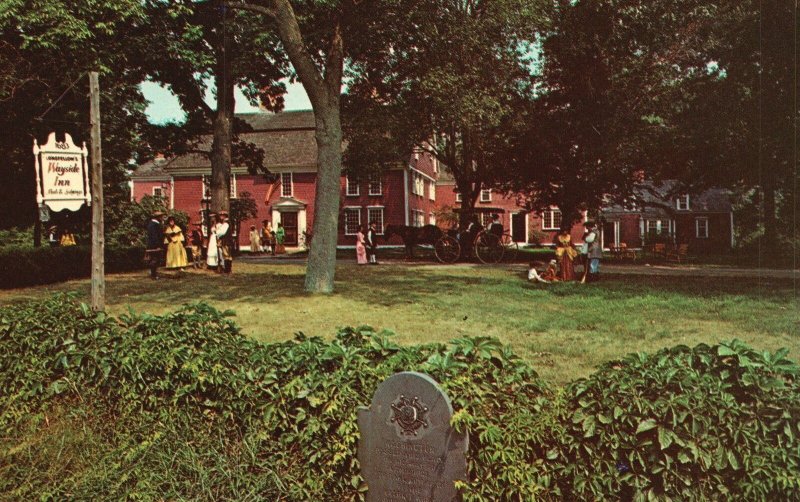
0,245,145,289
0,296,798,501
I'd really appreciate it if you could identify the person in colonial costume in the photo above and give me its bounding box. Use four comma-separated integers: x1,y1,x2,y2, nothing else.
47,225,59,247
274,222,285,254
554,229,578,281
60,228,76,246
262,220,275,255
541,259,560,282
164,216,188,270
206,213,220,270
249,225,262,254
356,225,368,265
217,211,232,274
189,222,204,269
145,210,164,279
366,221,379,264
583,221,602,283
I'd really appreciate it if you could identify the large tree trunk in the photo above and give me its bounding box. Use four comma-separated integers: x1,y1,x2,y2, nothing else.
210,10,234,213
304,103,342,293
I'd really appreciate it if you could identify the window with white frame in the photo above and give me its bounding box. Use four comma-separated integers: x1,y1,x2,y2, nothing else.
346,175,360,196
152,186,164,198
646,219,662,235
480,189,492,202
432,156,439,173
281,172,293,197
368,174,382,195
541,208,562,230
429,213,436,225
344,207,361,235
480,213,493,227
455,190,462,202
429,182,436,201
412,209,425,227
229,174,237,198
695,217,709,238
414,174,425,196
367,207,384,234
676,194,690,211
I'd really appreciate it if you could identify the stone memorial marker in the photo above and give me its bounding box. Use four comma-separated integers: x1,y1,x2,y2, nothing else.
357,372,468,502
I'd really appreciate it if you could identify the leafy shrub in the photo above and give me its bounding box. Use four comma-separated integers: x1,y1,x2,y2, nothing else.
549,341,800,501
1,296,798,501
0,296,552,500
0,245,145,288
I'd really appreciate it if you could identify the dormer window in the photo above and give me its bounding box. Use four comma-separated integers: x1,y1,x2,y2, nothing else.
676,194,690,211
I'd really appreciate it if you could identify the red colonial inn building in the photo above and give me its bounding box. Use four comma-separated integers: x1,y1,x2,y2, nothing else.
131,110,734,252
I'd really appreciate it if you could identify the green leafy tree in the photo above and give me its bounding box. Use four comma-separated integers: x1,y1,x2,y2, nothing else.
344,0,550,225
0,1,151,239
140,0,288,214
227,0,369,293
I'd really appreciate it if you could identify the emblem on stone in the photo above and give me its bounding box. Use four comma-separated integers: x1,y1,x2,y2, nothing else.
390,394,429,436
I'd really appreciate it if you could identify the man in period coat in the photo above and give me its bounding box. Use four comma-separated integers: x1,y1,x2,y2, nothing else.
366,221,379,264
145,210,165,279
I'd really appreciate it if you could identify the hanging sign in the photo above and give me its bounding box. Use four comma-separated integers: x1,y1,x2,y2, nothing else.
33,132,91,212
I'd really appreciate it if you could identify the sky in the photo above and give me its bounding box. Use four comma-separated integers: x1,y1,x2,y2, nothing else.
140,79,312,124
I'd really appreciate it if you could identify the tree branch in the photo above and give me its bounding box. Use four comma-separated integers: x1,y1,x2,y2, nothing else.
225,1,276,18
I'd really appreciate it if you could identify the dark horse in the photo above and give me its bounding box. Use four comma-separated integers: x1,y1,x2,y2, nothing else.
384,224,443,258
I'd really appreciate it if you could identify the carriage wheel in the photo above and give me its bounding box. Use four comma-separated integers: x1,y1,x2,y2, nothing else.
474,233,503,264
500,233,519,262
434,235,461,264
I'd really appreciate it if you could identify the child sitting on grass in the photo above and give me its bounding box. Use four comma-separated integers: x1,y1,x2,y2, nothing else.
528,260,557,283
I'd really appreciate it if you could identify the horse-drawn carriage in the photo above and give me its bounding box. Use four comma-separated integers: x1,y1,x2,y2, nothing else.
384,208,518,264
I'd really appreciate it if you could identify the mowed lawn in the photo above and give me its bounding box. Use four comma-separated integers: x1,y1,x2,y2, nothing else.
1,261,798,385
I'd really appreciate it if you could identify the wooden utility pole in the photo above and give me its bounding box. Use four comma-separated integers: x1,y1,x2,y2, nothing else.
89,71,105,311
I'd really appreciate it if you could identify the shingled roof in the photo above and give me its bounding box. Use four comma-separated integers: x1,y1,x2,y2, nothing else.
132,110,317,177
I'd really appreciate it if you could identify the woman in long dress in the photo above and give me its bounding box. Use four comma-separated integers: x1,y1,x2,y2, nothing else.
356,225,368,264
554,229,577,281
164,217,188,269
207,215,219,269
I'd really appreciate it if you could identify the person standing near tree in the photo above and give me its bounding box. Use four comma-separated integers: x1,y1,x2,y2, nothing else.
207,213,219,270
366,221,379,264
145,210,164,279
217,211,232,274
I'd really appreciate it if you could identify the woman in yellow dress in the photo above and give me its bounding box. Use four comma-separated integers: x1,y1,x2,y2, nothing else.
164,216,188,269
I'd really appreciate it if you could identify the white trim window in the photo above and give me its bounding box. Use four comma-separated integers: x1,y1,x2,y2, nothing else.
695,217,709,238
480,213,493,227
281,172,293,197
346,175,360,196
541,208,562,230
415,174,425,196
344,207,361,235
429,182,436,201
152,186,164,198
412,209,425,227
429,213,436,225
229,174,237,198
368,174,382,196
646,219,663,235
676,194,690,211
480,189,492,202
367,206,384,234
455,190,462,203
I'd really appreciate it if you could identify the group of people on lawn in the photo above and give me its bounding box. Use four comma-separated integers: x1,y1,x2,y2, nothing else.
528,220,603,284
146,210,289,279
247,220,286,256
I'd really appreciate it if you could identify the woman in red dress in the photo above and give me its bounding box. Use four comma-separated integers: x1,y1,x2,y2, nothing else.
554,229,577,281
